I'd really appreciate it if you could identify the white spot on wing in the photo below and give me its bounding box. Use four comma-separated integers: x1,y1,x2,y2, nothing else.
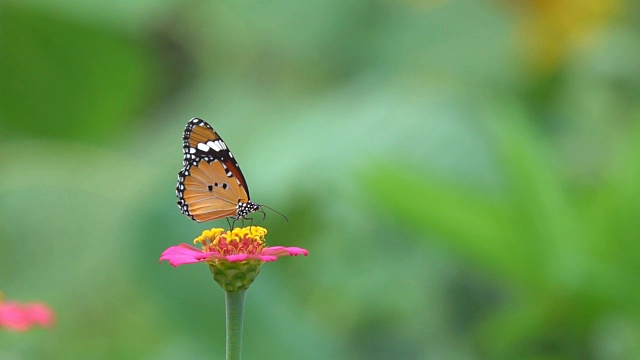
197,143,209,152
205,140,225,152
206,140,220,151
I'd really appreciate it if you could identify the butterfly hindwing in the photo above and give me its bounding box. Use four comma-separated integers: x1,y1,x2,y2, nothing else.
180,160,246,221
176,118,257,222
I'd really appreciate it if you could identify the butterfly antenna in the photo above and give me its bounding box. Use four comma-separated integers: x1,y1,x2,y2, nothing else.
259,204,289,223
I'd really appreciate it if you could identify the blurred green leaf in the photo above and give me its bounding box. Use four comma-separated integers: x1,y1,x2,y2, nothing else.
0,4,155,142
361,101,640,358
359,165,528,281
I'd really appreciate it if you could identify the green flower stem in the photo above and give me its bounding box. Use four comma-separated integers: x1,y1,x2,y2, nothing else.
225,290,246,360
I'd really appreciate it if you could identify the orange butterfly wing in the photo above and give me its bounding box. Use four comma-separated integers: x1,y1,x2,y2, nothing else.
176,118,254,222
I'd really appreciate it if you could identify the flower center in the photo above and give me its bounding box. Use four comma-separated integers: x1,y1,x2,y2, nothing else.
194,227,267,256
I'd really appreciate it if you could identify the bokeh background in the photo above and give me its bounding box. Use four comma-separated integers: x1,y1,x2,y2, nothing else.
1,0,640,359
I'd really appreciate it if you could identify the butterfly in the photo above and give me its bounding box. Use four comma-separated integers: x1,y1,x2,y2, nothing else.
176,118,265,224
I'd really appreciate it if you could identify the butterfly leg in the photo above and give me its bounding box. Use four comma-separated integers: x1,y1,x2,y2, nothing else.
240,217,254,231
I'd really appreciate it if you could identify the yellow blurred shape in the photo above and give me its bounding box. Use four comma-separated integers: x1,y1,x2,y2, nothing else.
512,0,621,73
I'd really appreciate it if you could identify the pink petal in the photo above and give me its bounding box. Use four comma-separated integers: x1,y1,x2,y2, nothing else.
224,254,278,262
262,246,309,257
0,302,30,331
255,255,279,262
23,303,54,327
159,244,213,267
224,254,252,262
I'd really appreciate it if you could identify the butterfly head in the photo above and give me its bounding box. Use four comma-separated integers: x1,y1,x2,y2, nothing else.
235,201,289,224
235,201,262,220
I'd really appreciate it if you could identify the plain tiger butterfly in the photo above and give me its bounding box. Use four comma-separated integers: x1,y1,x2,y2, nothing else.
176,118,285,225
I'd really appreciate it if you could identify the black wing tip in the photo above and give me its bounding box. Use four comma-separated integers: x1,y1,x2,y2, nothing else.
182,117,214,149
187,117,212,129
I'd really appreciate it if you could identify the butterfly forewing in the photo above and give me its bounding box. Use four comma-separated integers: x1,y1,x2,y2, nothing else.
176,118,255,222
182,120,250,197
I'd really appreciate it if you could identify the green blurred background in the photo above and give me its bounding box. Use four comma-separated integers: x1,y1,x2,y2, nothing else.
1,0,640,359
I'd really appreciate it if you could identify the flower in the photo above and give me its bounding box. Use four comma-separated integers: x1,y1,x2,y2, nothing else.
507,0,620,73
0,292,55,331
160,226,308,291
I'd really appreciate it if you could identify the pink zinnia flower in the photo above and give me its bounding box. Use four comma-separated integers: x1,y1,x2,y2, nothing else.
0,293,54,331
160,226,308,291
160,226,308,266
